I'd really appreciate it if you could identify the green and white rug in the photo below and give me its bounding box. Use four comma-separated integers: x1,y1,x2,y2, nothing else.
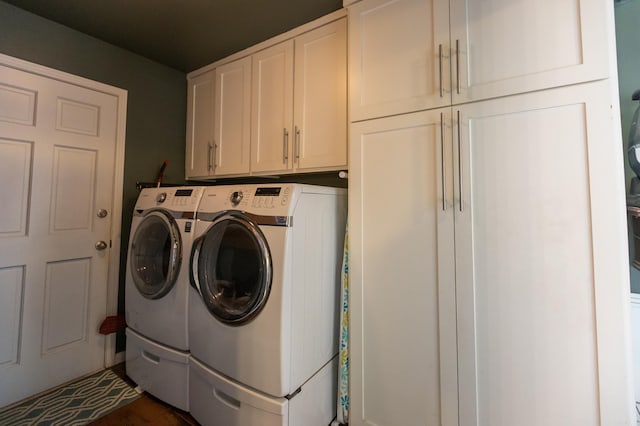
0,369,140,425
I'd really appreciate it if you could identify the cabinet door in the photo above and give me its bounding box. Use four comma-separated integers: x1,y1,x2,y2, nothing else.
350,109,458,426
213,57,251,176
186,70,215,178
250,40,294,174
450,0,611,104
293,17,347,171
348,0,450,122
454,81,632,426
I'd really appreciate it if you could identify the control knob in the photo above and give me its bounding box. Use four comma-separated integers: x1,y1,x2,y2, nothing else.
230,191,243,206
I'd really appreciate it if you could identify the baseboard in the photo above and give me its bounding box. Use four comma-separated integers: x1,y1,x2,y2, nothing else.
113,351,125,366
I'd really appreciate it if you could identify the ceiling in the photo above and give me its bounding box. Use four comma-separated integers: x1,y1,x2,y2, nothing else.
3,0,343,73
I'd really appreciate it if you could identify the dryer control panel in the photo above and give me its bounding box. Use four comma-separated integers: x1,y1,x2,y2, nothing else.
252,186,290,208
220,185,295,215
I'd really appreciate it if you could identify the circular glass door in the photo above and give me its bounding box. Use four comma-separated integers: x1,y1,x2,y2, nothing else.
194,211,272,325
130,210,182,299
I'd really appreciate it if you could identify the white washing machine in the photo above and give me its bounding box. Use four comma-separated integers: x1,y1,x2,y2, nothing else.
125,186,204,411
188,183,347,426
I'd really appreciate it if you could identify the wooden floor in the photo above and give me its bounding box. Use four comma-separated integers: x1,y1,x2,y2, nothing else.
88,363,199,426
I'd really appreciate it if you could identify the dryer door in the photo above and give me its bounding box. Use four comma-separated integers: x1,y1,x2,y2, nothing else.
192,211,272,325
129,210,182,299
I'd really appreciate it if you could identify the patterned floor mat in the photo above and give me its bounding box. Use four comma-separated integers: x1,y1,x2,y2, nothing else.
0,369,140,425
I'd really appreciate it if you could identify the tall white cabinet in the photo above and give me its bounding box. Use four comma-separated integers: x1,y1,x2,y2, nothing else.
350,109,458,426
348,0,633,425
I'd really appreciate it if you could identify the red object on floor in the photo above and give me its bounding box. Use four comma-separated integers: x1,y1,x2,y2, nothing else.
99,315,126,335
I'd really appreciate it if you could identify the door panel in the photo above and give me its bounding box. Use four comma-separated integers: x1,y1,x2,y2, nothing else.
50,147,97,232
0,265,24,366
0,139,32,237
214,57,251,176
349,109,457,426
0,82,36,125
251,40,294,173
348,0,451,121
56,98,100,136
293,17,347,171
450,0,610,104
186,71,215,178
42,258,91,353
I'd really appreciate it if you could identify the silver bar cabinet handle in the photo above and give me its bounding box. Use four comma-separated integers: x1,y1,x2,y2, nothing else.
457,110,463,212
439,44,443,98
207,142,213,171
283,128,289,164
440,112,446,211
295,126,301,162
213,142,218,171
456,39,461,95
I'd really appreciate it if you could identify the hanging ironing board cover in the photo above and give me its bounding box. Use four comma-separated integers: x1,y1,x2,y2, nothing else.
337,221,349,424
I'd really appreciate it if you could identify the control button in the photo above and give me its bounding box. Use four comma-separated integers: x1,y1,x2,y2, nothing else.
156,192,167,203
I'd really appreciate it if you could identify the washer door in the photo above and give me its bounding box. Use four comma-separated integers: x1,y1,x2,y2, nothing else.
129,210,182,299
191,211,272,325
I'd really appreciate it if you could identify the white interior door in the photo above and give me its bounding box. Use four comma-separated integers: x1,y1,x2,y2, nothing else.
0,63,121,407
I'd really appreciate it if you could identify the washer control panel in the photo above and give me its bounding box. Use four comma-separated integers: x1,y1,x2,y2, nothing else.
223,185,293,212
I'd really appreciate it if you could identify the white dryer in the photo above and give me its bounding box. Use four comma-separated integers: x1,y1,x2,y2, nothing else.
188,183,347,426
125,186,204,411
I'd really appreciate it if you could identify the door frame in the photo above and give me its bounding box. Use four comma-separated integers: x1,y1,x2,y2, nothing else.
0,52,127,367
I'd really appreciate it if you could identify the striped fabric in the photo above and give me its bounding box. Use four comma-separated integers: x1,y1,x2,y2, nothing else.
336,222,349,425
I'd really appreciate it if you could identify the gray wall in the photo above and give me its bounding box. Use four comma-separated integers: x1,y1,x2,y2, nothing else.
0,1,187,350
616,0,640,293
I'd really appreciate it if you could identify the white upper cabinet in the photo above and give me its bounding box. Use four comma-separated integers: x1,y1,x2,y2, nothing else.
348,0,451,122
293,17,348,172
450,0,610,104
213,56,252,176
250,40,295,174
186,11,348,179
251,17,348,175
185,70,215,179
347,0,611,121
